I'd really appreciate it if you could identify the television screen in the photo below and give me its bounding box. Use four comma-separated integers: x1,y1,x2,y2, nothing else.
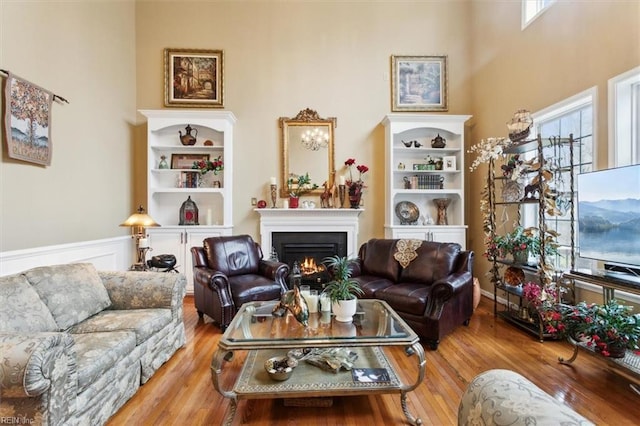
577,164,640,269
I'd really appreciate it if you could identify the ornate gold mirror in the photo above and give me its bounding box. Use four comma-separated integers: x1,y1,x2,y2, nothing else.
279,108,336,198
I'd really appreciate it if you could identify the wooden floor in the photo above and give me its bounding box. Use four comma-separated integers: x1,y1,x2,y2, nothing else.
108,296,640,425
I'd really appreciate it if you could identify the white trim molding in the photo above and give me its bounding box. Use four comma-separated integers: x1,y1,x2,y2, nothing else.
0,237,133,276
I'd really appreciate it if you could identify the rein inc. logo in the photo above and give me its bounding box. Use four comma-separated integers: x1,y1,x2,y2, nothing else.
0,417,34,425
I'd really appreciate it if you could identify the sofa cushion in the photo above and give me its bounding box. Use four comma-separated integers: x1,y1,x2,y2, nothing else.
0,273,58,332
376,283,429,316
352,276,394,299
398,242,461,283
203,235,261,277
70,309,172,345
25,263,112,330
360,239,401,282
72,331,137,394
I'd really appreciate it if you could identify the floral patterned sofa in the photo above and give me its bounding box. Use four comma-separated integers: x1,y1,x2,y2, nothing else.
458,369,594,425
0,263,186,426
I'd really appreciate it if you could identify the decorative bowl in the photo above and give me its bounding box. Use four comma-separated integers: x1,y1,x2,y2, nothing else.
264,356,297,381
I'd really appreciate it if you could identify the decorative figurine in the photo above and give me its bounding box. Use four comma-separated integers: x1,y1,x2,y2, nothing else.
272,284,309,327
179,124,197,146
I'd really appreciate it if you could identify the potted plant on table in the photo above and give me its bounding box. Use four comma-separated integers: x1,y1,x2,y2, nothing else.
287,172,318,208
322,255,363,322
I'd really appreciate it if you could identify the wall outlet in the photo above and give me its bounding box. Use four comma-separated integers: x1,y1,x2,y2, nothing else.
251,197,257,206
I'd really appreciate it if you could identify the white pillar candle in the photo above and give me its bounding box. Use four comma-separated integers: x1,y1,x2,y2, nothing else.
138,238,149,248
283,199,289,209
270,176,277,185
206,209,212,225
339,176,346,185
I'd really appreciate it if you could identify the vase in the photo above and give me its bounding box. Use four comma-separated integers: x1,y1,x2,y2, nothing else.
332,298,357,322
604,341,627,358
512,251,528,264
433,198,451,225
289,196,299,209
348,184,362,209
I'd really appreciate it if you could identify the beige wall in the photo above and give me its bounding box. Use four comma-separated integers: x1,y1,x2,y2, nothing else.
0,0,137,252
134,0,472,244
467,1,640,293
1,0,638,280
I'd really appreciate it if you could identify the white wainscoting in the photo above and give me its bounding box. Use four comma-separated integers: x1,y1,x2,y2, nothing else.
0,237,133,276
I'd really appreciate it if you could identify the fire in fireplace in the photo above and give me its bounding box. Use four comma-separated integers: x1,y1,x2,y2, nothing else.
271,231,347,288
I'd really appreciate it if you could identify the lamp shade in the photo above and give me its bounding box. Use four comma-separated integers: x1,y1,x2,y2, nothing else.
120,206,160,228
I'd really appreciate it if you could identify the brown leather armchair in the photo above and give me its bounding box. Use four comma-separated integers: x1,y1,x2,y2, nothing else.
191,235,289,331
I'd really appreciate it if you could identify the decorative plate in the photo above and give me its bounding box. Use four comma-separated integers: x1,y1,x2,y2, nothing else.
395,201,420,225
502,180,524,203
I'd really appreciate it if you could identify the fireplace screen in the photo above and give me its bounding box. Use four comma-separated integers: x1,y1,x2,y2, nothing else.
272,232,347,287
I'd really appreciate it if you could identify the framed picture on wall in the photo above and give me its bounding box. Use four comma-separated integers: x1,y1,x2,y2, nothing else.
391,55,447,112
164,48,224,108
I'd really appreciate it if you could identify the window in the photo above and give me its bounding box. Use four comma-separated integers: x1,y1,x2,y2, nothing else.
521,88,596,272
608,66,640,167
522,0,555,29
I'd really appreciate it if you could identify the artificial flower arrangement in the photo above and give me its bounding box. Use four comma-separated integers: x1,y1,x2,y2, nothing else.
192,156,224,175
344,158,369,193
542,299,640,358
287,172,318,198
486,226,558,262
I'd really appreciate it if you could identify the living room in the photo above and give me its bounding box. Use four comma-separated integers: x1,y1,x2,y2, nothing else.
1,1,639,424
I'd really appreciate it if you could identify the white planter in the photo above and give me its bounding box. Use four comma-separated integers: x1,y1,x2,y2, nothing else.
332,298,357,322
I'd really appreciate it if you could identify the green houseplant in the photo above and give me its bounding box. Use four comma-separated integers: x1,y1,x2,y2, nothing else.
546,299,640,358
488,226,557,263
322,255,364,322
287,172,318,208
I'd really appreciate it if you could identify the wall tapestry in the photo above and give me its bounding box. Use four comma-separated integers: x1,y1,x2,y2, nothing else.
4,71,54,166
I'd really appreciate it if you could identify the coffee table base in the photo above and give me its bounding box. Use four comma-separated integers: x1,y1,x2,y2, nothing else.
212,344,424,425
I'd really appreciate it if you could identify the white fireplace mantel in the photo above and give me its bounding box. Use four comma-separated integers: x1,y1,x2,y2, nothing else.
255,208,364,257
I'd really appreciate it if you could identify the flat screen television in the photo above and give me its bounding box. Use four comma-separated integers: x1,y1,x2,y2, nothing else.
577,164,640,278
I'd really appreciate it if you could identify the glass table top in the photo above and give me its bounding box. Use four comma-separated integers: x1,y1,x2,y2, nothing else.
218,299,419,350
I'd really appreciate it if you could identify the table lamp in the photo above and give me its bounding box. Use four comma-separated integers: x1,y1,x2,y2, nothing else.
120,205,160,270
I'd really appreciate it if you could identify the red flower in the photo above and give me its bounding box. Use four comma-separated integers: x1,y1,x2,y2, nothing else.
345,158,356,167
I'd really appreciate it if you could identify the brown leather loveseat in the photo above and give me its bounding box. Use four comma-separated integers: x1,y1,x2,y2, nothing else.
349,238,474,349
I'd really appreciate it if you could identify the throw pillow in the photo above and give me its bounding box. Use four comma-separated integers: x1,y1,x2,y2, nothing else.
0,273,59,332
25,263,112,330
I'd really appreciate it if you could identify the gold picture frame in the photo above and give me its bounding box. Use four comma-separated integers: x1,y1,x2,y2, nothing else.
164,48,224,108
391,55,448,112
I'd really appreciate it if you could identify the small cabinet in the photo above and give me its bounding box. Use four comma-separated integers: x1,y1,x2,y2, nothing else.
381,114,471,249
147,228,227,294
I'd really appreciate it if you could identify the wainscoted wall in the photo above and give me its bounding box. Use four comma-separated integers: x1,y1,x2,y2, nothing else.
0,237,133,276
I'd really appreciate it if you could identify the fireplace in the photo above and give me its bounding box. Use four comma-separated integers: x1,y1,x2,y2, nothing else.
272,231,347,287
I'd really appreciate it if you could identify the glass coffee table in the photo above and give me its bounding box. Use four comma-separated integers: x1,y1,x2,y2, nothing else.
211,299,425,425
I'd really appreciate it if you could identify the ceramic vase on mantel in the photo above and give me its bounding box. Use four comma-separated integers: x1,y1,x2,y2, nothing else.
289,196,299,209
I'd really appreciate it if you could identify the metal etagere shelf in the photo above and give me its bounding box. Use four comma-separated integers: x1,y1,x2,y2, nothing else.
488,134,576,341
